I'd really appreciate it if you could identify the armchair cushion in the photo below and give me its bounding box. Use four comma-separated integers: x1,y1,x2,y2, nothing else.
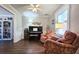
57,38,75,44
46,39,75,48
64,31,77,41
58,31,77,44
51,36,59,41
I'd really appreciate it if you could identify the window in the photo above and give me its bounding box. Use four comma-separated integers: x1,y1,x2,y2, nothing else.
55,5,69,36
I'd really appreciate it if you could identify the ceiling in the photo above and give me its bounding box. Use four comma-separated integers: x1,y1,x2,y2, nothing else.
11,4,29,9
11,4,62,16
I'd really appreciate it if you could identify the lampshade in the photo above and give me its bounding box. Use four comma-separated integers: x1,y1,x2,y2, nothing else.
55,23,64,29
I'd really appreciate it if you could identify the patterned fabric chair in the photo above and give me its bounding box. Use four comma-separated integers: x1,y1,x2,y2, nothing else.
40,30,54,43
44,31,79,54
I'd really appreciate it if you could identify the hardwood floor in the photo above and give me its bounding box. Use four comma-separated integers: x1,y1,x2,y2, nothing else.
0,39,45,54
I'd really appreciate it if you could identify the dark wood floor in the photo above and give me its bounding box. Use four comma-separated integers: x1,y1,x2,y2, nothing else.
0,39,45,54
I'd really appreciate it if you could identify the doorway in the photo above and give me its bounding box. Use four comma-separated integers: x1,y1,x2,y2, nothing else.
0,6,14,47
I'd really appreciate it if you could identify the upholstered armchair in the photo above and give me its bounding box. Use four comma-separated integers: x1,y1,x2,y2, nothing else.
44,31,79,54
40,30,55,43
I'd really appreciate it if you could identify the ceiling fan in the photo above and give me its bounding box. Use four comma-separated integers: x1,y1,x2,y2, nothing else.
28,4,41,12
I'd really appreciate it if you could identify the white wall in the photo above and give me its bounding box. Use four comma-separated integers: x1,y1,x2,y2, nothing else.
0,6,12,15
68,5,79,53
0,5,22,43
22,15,50,32
70,5,79,33
22,13,51,39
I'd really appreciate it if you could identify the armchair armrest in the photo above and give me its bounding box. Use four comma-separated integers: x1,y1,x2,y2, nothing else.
59,43,75,48
45,39,75,48
50,36,59,41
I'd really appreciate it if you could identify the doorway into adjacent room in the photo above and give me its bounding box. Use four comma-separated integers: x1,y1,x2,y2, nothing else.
0,6,13,46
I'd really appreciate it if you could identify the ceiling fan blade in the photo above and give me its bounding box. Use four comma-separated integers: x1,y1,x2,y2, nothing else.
36,4,39,8
30,4,35,8
37,8,41,11
28,8,33,10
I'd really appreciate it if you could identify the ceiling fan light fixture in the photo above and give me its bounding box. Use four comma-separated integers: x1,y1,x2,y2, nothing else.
28,4,40,12
33,8,37,12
